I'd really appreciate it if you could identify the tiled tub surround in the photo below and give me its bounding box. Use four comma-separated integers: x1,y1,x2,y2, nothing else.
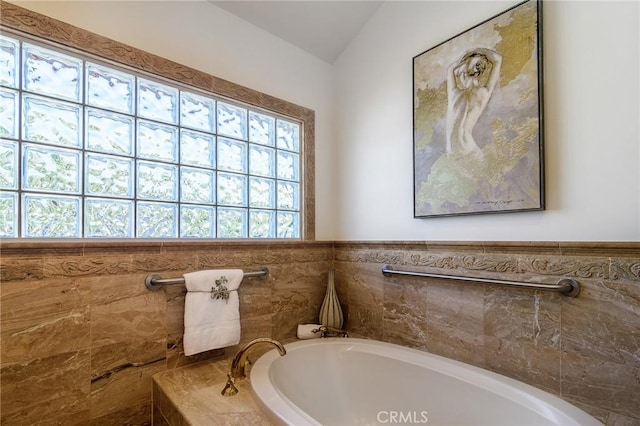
334,242,640,426
1,241,639,425
0,241,332,425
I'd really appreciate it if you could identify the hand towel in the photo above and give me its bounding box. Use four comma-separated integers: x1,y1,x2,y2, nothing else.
183,269,243,356
297,323,323,339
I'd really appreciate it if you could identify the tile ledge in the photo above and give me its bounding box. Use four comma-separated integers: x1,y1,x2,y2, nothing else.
153,356,273,425
0,239,332,256
333,241,640,256
2,239,638,257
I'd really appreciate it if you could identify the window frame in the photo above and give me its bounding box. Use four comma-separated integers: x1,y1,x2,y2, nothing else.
0,2,315,241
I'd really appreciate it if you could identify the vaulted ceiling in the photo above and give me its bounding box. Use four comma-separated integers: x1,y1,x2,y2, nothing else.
211,1,383,63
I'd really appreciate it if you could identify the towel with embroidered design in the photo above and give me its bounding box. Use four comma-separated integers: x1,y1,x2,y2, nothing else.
183,269,243,356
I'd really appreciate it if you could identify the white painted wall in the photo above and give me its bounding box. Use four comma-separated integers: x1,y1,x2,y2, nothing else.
333,1,640,241
13,0,337,240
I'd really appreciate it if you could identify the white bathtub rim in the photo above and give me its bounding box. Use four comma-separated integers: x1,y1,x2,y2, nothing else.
250,338,601,426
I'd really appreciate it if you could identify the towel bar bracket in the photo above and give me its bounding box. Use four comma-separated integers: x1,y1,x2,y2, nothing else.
557,278,581,297
145,274,164,291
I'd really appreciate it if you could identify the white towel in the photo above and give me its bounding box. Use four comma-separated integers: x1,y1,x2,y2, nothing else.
183,269,243,356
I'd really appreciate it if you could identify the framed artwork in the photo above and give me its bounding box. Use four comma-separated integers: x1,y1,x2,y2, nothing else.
413,0,544,218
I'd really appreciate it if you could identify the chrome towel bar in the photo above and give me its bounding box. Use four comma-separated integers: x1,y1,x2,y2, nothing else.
145,267,269,291
381,264,580,297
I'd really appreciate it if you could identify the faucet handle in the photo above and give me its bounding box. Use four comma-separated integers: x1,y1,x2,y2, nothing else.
315,325,349,338
221,373,239,396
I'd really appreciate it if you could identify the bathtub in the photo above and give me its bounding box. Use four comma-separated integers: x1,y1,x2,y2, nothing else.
250,338,602,426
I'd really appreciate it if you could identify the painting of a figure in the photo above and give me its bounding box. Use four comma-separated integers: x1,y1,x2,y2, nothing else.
413,0,543,217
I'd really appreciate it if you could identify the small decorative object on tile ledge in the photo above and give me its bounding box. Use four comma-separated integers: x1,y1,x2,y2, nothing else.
319,269,344,329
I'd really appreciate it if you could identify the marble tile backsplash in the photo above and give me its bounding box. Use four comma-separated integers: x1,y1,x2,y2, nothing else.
1,241,638,425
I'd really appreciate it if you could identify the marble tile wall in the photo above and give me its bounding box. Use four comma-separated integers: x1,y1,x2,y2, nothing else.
334,241,640,426
0,241,332,425
2,240,638,425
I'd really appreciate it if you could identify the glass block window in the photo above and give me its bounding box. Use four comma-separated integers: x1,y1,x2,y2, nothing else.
0,33,301,239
